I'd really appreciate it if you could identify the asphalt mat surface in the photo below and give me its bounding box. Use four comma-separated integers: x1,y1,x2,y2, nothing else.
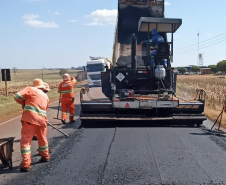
1,88,226,185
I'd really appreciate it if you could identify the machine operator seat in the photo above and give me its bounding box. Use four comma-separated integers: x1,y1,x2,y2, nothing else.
154,42,170,66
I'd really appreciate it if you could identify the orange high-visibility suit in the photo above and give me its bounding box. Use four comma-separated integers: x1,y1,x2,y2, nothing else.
58,74,76,122
14,85,50,170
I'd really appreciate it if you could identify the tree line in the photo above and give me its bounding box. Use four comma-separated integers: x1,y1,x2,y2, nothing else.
177,60,226,74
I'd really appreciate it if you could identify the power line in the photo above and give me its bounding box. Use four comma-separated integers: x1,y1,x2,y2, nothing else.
174,38,226,54
175,31,226,51
175,35,226,53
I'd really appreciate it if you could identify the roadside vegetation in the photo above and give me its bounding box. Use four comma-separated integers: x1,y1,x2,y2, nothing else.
0,69,85,121
177,75,226,127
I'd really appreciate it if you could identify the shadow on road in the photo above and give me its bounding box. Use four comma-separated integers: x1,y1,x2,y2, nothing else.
12,139,21,143
80,121,200,129
60,119,81,130
190,130,226,138
0,164,21,174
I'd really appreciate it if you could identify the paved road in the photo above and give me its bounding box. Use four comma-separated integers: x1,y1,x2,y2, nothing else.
1,87,226,185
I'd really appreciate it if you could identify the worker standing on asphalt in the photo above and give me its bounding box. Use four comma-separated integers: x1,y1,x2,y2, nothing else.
14,79,50,172
32,82,51,141
141,29,164,66
58,73,77,124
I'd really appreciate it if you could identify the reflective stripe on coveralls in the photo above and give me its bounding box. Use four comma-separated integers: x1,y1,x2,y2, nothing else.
58,90,73,94
24,105,47,116
39,145,48,152
21,148,31,155
14,93,24,100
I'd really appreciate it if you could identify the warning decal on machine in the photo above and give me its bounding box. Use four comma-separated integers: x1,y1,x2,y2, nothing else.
116,73,125,82
125,103,130,108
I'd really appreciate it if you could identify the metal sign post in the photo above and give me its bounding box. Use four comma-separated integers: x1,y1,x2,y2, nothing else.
1,69,11,97
5,70,7,97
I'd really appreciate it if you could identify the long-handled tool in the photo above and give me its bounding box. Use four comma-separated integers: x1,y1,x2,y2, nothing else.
210,103,224,131
47,123,68,138
53,92,62,120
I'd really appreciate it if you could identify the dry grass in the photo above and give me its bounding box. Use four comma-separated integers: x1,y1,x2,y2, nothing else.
0,69,86,121
177,75,226,126
0,69,79,96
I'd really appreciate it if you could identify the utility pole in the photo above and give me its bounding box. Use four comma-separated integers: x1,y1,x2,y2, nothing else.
197,31,199,66
42,67,44,80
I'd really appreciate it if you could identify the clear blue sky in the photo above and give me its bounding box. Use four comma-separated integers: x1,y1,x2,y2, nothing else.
0,0,225,69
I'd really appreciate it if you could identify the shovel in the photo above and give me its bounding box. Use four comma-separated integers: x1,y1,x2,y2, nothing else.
53,92,62,121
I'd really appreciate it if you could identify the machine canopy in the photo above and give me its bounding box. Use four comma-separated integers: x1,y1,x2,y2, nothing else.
138,17,182,33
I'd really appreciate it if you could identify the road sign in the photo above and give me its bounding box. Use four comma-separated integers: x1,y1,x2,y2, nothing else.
1,69,11,97
1,69,11,81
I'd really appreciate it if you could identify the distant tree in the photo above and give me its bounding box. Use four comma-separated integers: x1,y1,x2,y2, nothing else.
217,60,226,72
75,66,85,70
12,67,17,75
208,65,218,73
191,66,201,73
59,69,68,76
71,67,75,70
177,67,187,74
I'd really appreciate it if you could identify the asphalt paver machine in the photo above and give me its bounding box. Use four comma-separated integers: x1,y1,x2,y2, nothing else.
80,0,206,127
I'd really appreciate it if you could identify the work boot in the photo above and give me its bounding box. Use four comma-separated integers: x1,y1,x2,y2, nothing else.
40,157,50,163
70,120,76,123
61,119,66,125
20,167,30,172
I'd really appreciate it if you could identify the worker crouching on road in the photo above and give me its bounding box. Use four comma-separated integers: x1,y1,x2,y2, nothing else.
14,79,51,172
58,73,77,124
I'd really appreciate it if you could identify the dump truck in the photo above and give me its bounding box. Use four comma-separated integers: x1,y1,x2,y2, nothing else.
80,0,207,127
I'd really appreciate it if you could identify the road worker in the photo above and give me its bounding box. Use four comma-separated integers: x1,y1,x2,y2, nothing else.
32,82,51,141
58,73,77,124
14,79,50,172
141,29,164,66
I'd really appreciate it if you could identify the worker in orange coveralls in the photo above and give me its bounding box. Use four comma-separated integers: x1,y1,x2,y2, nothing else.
32,82,51,141
14,79,50,172
58,73,77,124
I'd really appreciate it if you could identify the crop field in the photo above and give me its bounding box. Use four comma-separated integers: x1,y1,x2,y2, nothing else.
0,69,80,96
177,75,226,127
0,69,86,121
